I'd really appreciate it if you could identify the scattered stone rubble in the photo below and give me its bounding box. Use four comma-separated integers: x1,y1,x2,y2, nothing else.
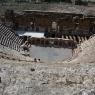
0,59,95,95
0,36,95,95
72,35,95,63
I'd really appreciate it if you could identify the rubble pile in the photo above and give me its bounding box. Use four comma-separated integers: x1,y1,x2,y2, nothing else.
0,36,95,95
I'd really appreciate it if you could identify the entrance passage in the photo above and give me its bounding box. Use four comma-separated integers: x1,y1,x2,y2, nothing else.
30,45,73,62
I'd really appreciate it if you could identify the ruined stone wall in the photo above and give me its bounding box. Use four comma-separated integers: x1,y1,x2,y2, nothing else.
13,13,92,34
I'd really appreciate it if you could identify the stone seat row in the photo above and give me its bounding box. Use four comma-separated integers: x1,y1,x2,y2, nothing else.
0,24,23,51
0,24,22,44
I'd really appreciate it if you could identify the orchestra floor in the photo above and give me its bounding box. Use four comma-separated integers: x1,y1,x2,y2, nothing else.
29,45,73,62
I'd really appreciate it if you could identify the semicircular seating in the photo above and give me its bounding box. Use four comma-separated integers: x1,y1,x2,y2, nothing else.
0,24,23,51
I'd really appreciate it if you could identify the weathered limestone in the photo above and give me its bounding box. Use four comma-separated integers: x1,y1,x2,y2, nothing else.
0,58,95,95
0,19,95,95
